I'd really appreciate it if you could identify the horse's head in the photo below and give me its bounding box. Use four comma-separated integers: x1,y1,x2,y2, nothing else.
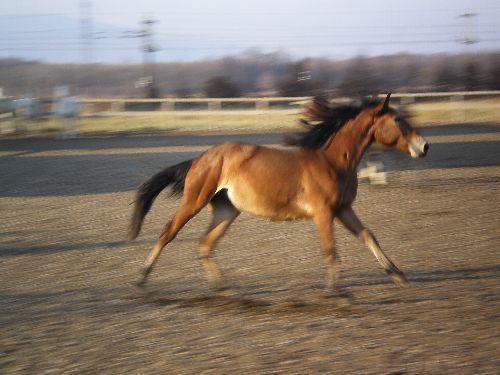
372,94,429,159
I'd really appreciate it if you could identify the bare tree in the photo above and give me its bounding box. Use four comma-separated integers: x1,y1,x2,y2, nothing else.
204,76,241,98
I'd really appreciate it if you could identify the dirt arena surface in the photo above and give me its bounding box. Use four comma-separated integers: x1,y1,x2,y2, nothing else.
1,123,499,374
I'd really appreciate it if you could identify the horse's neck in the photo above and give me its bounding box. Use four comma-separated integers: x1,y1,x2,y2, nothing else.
324,112,374,171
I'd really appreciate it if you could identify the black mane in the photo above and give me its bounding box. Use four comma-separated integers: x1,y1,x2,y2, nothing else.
284,96,382,149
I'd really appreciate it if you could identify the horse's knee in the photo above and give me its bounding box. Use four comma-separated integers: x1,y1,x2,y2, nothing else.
359,229,379,247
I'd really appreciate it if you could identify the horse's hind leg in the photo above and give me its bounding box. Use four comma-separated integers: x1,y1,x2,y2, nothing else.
337,206,410,288
199,190,240,283
138,193,215,286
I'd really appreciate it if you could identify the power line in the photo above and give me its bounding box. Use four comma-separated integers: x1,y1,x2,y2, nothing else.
2,38,500,51
2,27,500,41
2,29,500,46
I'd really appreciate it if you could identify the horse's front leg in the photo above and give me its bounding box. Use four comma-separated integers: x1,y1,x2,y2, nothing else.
313,211,339,290
337,206,410,288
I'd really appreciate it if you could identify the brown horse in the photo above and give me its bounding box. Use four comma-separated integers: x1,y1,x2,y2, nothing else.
130,94,428,290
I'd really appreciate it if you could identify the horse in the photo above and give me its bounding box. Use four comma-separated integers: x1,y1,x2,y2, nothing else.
129,93,429,291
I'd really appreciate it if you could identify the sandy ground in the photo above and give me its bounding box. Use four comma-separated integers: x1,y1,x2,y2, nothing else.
0,122,499,374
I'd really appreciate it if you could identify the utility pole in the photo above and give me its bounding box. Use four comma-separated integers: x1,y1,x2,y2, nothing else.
122,16,160,97
141,17,157,73
458,12,478,47
457,12,479,90
140,16,159,97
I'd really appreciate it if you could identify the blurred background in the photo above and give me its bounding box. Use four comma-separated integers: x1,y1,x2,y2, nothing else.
0,0,500,96
1,0,500,133
2,3,500,374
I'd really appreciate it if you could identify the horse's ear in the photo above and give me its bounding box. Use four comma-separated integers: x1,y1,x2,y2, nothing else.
382,93,391,110
377,92,391,116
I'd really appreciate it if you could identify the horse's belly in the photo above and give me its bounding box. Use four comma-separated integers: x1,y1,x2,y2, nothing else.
223,184,310,221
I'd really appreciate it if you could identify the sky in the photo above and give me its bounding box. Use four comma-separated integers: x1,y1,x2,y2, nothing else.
1,0,499,63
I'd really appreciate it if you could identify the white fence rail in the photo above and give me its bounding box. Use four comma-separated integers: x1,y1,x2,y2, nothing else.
78,97,310,113
75,91,500,113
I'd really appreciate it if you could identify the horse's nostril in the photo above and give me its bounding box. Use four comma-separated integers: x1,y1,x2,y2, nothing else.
423,143,429,154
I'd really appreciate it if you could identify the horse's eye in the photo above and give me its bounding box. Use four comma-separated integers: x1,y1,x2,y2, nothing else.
394,116,401,124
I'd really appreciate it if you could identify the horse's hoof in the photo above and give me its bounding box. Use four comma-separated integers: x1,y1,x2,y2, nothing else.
211,282,238,297
389,272,411,289
336,294,353,308
326,293,353,308
216,287,239,297
136,267,152,287
321,286,354,305
129,281,148,297
136,279,146,288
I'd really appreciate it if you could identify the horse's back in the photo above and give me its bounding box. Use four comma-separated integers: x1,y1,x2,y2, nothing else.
210,141,301,180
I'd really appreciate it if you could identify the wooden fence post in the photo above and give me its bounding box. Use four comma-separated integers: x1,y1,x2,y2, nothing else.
208,101,221,111
256,100,269,110
161,101,175,111
111,101,125,112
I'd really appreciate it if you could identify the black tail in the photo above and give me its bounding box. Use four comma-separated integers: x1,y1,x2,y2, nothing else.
129,159,193,240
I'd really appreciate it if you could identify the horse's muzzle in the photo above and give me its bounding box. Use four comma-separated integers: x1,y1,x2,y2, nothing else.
409,136,429,158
